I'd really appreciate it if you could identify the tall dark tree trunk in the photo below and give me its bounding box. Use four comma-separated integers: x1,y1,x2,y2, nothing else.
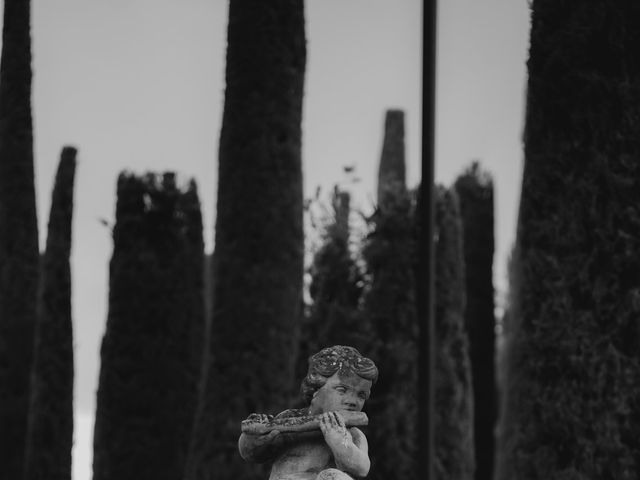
497,2,640,479
0,1,38,478
24,147,76,480
185,2,306,479
93,173,205,480
433,187,474,480
454,162,496,480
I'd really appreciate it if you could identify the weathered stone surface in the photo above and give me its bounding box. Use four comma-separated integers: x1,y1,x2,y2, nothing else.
241,411,368,435
238,346,378,480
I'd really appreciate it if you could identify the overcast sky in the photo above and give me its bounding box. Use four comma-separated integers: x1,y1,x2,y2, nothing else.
21,0,530,478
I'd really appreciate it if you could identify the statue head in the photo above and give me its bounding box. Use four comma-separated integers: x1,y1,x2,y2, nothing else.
301,345,378,404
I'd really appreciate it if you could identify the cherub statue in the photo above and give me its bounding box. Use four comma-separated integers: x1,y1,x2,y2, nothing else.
238,345,378,480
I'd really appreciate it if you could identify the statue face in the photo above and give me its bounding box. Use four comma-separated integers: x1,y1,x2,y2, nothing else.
309,372,372,415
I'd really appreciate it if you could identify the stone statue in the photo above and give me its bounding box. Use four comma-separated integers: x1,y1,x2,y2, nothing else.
238,345,378,480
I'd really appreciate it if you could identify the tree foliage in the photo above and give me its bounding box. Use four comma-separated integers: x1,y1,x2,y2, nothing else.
454,162,496,480
497,2,640,479
377,110,406,205
360,107,418,479
186,1,306,479
93,173,205,480
362,182,418,480
297,187,368,387
434,186,475,480
24,147,76,480
0,0,38,477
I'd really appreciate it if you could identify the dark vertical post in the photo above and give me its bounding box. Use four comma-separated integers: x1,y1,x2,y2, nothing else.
418,0,437,479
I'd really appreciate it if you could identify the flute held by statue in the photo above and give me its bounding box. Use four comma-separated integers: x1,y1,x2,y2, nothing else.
241,410,368,435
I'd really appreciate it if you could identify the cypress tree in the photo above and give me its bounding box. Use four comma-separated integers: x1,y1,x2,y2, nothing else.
362,184,418,480
178,180,207,408
297,186,367,383
93,173,205,480
24,147,77,480
495,247,518,419
377,109,406,206
433,186,474,480
497,2,640,479
0,0,38,478
186,250,215,477
454,162,496,480
362,108,417,480
185,2,306,479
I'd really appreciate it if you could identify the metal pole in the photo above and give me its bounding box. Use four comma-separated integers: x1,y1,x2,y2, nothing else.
418,0,437,479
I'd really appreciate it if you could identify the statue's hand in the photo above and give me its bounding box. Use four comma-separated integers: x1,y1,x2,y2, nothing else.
251,429,282,446
319,412,350,450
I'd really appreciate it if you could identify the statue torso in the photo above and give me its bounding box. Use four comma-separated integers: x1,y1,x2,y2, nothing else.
268,437,333,480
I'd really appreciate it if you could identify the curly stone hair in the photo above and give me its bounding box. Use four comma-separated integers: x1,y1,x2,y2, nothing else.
300,345,378,404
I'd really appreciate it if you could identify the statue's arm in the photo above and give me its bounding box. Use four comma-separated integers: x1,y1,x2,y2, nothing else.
238,430,283,463
238,409,313,463
331,427,370,478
